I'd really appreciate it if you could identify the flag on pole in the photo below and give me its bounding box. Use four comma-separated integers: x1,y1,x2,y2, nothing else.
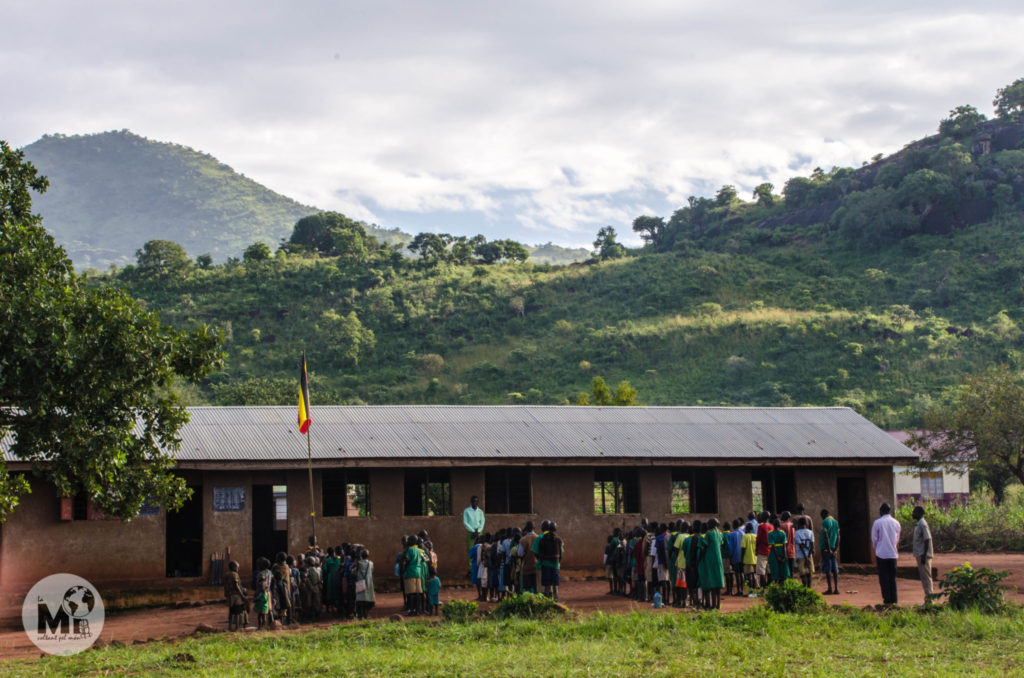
298,351,311,434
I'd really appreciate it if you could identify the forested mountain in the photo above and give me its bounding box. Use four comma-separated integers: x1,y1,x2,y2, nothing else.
19,130,589,269
86,90,1024,429
20,130,405,269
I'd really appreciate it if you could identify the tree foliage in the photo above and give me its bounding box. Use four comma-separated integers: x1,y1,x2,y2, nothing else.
753,183,775,207
0,140,223,521
993,77,1024,121
939,105,987,138
912,367,1024,504
135,239,191,279
632,215,667,249
286,211,373,261
593,226,626,260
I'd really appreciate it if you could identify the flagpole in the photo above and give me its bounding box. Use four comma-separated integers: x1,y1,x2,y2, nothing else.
307,423,316,546
300,350,317,547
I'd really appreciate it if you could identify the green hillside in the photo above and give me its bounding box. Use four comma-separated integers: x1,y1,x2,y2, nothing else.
89,95,1024,429
20,130,408,269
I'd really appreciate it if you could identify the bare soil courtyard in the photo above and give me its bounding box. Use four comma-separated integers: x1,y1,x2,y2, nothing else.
2,552,1022,661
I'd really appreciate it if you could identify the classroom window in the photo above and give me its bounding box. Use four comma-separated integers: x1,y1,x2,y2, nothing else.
485,467,532,513
322,469,371,517
593,468,639,514
272,485,287,531
404,469,452,516
750,469,795,514
920,471,944,500
671,473,691,513
670,469,717,514
751,480,764,514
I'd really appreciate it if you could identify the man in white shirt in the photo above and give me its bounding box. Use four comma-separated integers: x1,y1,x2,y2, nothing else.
871,502,901,606
912,505,934,597
463,495,485,577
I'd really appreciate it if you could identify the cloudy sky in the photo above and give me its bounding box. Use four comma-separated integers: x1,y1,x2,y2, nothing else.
5,2,1023,247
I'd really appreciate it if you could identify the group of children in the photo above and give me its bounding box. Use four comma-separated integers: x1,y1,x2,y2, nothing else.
223,540,377,630
224,507,839,627
470,519,565,602
395,530,443,616
603,506,841,609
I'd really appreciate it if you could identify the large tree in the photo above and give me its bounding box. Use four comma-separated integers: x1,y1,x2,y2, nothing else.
993,76,1024,121
592,226,626,261
911,366,1024,504
0,140,223,520
631,215,666,249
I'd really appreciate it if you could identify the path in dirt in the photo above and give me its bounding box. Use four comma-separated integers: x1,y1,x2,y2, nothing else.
2,552,1021,662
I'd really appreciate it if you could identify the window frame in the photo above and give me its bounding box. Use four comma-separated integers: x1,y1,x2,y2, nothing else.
404,469,452,517
671,468,718,514
484,467,532,514
593,468,640,514
920,471,944,500
322,469,371,517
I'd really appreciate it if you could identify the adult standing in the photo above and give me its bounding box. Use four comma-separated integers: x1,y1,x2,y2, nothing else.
912,505,934,599
463,495,485,576
871,502,901,606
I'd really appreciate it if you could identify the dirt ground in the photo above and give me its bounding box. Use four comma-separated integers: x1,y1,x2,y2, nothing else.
3,552,1023,662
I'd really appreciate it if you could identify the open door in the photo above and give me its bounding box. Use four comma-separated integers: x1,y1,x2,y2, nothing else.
252,484,288,567
836,476,871,563
166,486,203,577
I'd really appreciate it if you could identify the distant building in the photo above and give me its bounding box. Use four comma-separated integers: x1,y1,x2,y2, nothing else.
887,430,970,507
2,406,916,594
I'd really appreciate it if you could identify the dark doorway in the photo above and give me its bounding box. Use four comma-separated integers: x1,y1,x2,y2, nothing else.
253,484,288,567
166,486,203,577
837,476,871,563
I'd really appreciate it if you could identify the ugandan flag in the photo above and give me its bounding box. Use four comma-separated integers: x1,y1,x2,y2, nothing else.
298,351,311,434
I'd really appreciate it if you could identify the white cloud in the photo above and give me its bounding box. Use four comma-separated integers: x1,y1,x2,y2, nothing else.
4,1,1024,247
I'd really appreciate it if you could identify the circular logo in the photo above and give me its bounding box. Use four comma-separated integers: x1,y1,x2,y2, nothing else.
22,574,105,655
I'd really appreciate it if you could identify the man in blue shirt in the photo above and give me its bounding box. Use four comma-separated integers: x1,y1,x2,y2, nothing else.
463,495,485,577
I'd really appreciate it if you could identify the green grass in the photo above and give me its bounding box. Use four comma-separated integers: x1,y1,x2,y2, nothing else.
9,606,1024,677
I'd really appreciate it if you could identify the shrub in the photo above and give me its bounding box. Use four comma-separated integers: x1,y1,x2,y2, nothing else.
761,579,825,613
491,593,565,620
440,599,478,623
939,562,1009,613
894,492,1024,552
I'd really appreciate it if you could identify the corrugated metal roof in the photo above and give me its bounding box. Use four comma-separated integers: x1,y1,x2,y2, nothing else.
3,406,918,465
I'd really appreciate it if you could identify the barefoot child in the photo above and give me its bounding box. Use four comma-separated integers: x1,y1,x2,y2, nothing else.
794,517,815,587
355,548,375,620
701,518,725,610
741,522,757,593
820,508,840,595
426,565,441,615
254,557,273,629
224,560,248,630
768,518,790,583
537,521,564,601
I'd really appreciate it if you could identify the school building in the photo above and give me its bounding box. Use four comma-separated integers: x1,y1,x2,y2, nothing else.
1,405,917,592
887,430,971,507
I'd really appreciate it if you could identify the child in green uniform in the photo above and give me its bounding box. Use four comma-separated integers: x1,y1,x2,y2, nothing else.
700,518,726,610
767,518,790,583
402,536,427,616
